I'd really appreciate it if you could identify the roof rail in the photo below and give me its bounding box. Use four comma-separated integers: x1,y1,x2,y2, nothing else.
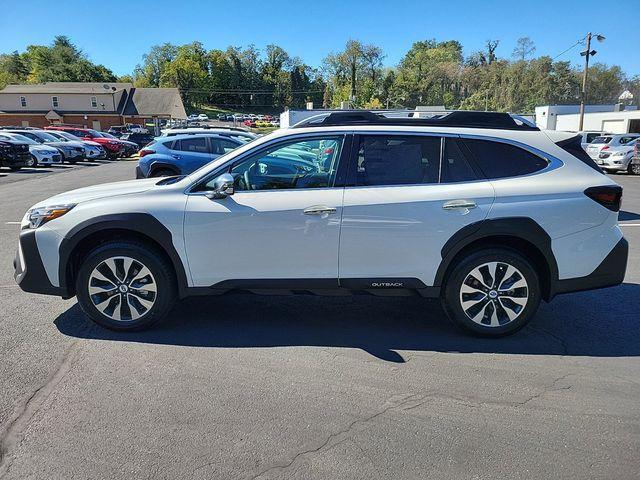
291,110,539,131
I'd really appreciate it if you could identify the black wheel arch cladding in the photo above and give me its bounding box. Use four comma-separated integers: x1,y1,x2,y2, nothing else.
435,217,559,300
59,213,189,298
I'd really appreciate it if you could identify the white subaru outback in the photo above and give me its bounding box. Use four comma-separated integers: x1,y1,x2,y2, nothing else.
14,111,628,337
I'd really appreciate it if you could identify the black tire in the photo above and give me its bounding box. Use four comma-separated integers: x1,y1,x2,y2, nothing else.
628,163,640,175
75,241,177,331
151,168,177,178
66,157,78,164
441,248,541,337
26,155,37,168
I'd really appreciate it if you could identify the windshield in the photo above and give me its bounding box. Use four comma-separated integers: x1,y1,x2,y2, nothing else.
0,133,37,144
100,132,118,139
56,131,82,141
34,131,62,142
46,132,69,142
87,129,104,138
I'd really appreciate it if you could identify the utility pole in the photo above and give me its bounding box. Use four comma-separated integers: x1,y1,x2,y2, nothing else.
578,33,605,131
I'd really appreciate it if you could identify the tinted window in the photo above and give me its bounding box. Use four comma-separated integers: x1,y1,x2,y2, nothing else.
462,139,548,179
210,138,239,154
441,138,479,183
179,137,208,153
591,136,612,144
586,133,601,143
355,135,440,186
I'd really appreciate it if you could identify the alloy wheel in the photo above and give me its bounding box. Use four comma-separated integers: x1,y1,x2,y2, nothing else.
459,261,529,327
88,256,157,321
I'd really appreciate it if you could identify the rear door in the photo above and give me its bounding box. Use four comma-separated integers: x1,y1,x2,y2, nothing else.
338,133,495,288
172,137,214,173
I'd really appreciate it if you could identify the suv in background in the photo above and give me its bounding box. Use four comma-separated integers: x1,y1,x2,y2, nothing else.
585,133,640,159
0,137,30,170
45,126,125,159
136,134,243,178
14,111,627,337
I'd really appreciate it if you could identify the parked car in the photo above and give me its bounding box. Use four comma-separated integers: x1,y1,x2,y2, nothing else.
585,133,640,159
135,134,243,178
100,132,139,157
0,138,30,170
187,114,199,121
5,129,85,163
14,111,628,335
0,132,62,167
630,142,640,175
120,132,155,149
225,114,234,121
45,126,125,159
45,130,106,160
575,131,611,151
217,114,227,121
243,119,257,128
197,114,208,121
597,138,640,174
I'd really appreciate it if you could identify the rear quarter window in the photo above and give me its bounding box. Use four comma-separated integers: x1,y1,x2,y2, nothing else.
461,139,549,179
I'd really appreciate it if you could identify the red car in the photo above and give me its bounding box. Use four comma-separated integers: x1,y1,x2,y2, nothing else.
243,119,256,128
45,126,126,159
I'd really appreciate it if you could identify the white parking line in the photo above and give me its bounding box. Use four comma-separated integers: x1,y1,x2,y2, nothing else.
620,223,640,227
5,221,21,225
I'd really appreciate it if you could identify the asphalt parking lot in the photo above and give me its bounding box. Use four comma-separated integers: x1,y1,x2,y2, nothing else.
0,161,638,479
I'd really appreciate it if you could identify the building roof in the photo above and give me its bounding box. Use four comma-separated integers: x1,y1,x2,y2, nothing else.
0,82,133,94
121,88,186,118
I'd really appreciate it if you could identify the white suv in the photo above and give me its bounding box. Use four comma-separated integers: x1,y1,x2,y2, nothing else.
14,111,628,337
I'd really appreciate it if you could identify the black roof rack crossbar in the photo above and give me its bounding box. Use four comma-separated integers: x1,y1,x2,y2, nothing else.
293,110,539,131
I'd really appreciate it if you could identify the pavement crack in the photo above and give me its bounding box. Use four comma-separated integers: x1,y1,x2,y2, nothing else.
248,393,422,480
0,341,82,478
515,373,574,407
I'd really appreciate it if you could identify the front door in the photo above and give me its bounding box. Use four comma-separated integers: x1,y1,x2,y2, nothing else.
183,135,348,287
338,134,495,288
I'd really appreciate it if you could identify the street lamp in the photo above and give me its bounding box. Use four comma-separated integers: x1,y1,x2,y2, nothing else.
578,33,606,131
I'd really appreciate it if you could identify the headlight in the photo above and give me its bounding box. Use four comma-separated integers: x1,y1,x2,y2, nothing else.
25,204,76,229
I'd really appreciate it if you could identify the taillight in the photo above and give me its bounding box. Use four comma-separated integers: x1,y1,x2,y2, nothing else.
584,185,623,212
139,149,154,158
601,145,609,150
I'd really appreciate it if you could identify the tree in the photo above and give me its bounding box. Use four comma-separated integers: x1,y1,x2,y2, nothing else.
512,37,536,61
134,43,178,87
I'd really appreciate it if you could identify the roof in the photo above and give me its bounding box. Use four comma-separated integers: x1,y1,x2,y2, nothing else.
0,82,133,94
122,88,186,118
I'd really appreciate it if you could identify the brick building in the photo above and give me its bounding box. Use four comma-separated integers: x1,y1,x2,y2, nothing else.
0,82,186,131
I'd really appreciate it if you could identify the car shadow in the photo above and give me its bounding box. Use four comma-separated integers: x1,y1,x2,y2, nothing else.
620,210,640,221
13,168,52,174
55,283,640,362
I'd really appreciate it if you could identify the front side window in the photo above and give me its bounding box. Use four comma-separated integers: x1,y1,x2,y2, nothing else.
51,96,59,108
20,96,27,107
91,96,98,108
225,136,343,191
462,139,549,179
178,137,208,153
354,135,440,186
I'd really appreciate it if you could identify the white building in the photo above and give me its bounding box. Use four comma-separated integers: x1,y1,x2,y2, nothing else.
535,104,639,133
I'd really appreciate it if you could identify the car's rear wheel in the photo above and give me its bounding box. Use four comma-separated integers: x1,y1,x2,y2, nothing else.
442,248,541,337
26,155,37,168
628,163,640,175
76,241,177,331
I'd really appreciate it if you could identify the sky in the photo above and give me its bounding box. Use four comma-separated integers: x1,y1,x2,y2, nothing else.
1,0,638,77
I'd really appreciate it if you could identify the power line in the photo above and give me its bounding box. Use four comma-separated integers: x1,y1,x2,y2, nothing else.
552,36,587,61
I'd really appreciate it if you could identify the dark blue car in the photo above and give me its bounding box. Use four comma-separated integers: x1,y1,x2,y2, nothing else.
136,134,244,178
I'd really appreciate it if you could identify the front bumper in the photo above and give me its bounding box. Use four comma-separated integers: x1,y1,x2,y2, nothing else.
1,152,29,167
552,237,628,297
14,229,68,297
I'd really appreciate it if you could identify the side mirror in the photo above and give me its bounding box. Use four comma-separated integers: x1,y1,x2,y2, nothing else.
205,173,235,199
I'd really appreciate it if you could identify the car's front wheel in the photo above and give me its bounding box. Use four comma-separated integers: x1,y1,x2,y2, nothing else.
628,163,640,175
442,248,541,337
76,241,177,331
26,155,37,168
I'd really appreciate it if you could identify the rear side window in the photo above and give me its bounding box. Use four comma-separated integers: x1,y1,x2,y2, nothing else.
210,138,239,154
591,136,611,144
178,137,207,152
555,135,603,173
355,135,440,186
441,138,478,183
462,139,548,179
586,133,601,143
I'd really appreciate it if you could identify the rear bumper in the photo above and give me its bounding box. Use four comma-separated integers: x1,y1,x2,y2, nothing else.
14,229,68,297
135,165,145,179
552,237,628,297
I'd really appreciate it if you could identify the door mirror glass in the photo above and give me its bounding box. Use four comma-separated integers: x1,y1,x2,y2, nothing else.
206,173,235,199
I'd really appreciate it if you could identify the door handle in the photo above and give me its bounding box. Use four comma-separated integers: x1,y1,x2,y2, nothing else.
172,154,180,159
442,200,477,211
303,205,337,215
